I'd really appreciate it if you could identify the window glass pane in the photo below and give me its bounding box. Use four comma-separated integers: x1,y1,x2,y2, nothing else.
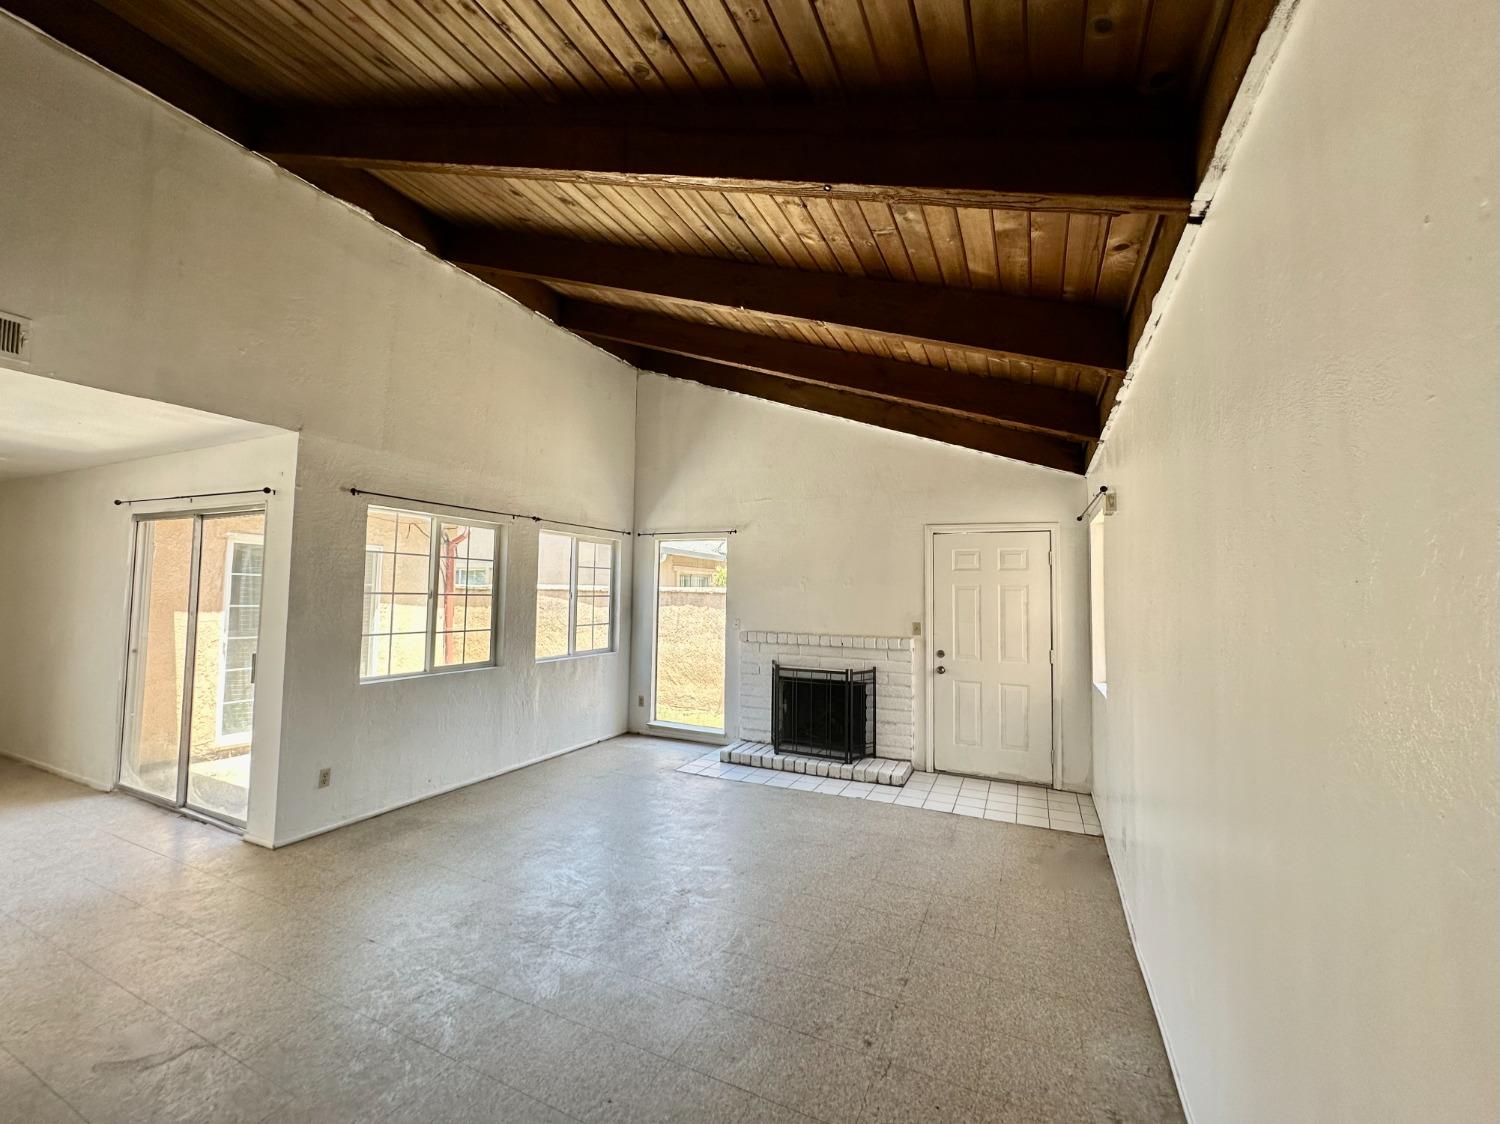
438,594,466,633
390,633,426,676
363,593,391,634
392,592,429,633
465,594,493,633
366,509,399,552
396,512,432,555
535,531,572,660
463,632,492,664
361,635,390,679
433,631,465,668
393,554,430,593
467,526,496,561
366,551,393,594
439,521,470,560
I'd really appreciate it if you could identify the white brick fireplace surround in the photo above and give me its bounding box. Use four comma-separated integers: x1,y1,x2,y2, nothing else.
738,632,915,761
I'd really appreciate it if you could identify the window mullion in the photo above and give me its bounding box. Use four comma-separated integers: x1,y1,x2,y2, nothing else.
567,534,578,657
425,517,439,673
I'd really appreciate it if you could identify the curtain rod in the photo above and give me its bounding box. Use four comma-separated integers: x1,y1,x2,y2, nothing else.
114,487,274,506
635,529,737,537
348,487,631,537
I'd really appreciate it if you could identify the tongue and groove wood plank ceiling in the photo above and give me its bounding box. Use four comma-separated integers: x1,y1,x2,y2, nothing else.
11,0,1277,472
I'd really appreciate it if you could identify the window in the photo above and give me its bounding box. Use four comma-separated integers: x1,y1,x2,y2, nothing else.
217,537,263,741
652,537,728,731
1089,511,1107,696
360,506,500,681
535,530,616,660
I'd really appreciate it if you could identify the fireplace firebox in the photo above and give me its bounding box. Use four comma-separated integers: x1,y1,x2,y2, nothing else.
772,661,877,764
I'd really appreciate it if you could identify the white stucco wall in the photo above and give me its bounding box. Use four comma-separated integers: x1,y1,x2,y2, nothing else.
0,15,637,845
0,433,298,845
1087,1,1500,1120
631,372,1093,789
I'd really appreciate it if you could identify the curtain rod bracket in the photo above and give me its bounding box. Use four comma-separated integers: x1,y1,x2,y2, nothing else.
1075,485,1114,521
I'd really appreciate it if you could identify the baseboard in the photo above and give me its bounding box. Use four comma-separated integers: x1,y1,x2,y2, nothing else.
0,749,112,791
1098,805,1198,1124
268,729,626,848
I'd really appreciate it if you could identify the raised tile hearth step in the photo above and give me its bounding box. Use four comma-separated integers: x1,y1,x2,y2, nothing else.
719,740,912,786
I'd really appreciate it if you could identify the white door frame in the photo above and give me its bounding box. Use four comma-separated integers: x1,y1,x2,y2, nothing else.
923,522,1064,789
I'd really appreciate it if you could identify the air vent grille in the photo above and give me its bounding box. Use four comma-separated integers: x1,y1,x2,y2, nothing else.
0,311,30,363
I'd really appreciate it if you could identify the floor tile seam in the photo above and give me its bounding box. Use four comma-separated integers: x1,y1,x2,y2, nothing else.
0,1038,91,1124
9,904,308,1113
668,1006,893,1124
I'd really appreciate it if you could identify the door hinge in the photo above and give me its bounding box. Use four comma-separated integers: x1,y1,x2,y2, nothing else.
1049,649,1056,665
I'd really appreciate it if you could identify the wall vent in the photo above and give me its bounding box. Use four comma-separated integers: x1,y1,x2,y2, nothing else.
0,311,31,364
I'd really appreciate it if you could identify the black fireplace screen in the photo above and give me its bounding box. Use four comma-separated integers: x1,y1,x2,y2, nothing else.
772,661,877,763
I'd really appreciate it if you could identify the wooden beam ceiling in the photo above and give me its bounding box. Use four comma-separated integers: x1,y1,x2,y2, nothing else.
562,302,1099,442
4,0,1284,473
450,230,1127,374
255,101,1196,215
638,352,1085,474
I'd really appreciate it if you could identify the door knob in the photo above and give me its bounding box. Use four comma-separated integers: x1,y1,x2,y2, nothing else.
936,666,946,674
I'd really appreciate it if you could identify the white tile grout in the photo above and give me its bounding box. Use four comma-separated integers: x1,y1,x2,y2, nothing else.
676,754,1104,836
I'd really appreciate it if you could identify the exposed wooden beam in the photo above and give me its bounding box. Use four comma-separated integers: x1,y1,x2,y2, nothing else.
1196,0,1284,179
639,352,1085,474
452,231,1126,373
255,101,1195,215
563,302,1099,441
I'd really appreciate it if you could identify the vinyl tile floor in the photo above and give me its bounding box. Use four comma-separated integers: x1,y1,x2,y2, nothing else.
0,736,1181,1124
678,751,1103,835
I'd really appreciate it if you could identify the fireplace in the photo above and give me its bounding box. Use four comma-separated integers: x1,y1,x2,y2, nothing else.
772,661,877,764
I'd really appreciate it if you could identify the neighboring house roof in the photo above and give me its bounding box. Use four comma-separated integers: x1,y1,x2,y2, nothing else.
660,541,728,563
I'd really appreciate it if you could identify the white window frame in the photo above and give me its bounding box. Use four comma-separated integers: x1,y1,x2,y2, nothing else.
1089,508,1108,697
215,532,264,746
535,529,619,662
359,505,505,683
649,534,730,736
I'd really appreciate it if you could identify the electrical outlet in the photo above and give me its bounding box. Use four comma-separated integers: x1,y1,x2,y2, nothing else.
637,694,645,707
317,767,332,789
911,621,922,636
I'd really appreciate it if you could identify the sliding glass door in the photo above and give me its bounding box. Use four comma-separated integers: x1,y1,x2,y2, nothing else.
120,509,265,827
652,537,728,733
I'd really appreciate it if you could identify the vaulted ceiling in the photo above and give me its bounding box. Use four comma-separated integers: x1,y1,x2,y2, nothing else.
10,0,1277,473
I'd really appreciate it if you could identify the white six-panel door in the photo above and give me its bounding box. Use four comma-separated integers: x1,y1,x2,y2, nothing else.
931,529,1054,783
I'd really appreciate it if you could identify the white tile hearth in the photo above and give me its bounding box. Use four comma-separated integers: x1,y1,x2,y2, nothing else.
677,750,1102,836
719,740,912,785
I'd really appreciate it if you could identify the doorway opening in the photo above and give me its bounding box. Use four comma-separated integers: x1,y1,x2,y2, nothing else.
119,508,266,828
652,536,728,733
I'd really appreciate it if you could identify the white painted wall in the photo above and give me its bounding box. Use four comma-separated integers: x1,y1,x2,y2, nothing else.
1087,1,1500,1120
0,433,297,845
630,373,1092,789
0,15,637,845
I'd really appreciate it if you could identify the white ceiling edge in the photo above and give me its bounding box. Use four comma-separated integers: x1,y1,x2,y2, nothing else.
0,367,289,481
